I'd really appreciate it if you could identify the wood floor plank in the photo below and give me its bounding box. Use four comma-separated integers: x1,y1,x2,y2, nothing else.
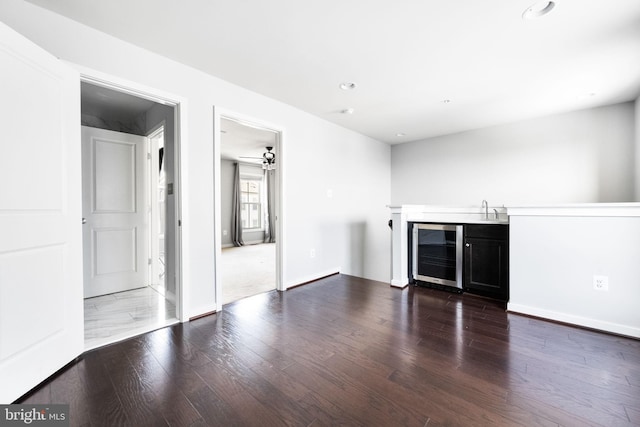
203,359,317,427
16,274,640,426
48,364,93,426
320,352,433,423
296,390,367,427
283,360,427,427
184,385,238,427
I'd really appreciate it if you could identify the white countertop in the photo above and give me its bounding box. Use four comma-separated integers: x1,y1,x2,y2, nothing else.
388,203,640,219
505,202,640,217
388,204,509,224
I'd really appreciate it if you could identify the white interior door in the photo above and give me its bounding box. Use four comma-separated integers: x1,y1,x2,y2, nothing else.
82,126,149,298
0,21,83,403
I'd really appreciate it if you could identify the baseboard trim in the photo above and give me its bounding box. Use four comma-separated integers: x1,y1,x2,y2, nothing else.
189,310,217,321
188,303,218,321
507,303,640,339
287,270,340,290
222,241,270,249
390,278,409,288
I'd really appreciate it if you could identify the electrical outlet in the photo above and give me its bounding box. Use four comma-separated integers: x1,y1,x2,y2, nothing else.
327,189,333,198
593,275,609,291
310,248,316,258
222,230,228,236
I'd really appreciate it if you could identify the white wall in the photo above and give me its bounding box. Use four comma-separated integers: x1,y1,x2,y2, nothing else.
509,214,640,338
284,113,391,283
634,96,640,201
391,102,636,206
0,0,391,318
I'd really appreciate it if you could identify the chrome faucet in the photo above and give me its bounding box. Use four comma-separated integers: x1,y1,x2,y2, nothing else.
482,200,488,220
493,208,499,220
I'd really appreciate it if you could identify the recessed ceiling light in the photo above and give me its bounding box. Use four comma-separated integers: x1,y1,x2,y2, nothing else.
396,132,406,137
522,1,555,19
341,108,355,114
339,82,357,90
442,99,451,104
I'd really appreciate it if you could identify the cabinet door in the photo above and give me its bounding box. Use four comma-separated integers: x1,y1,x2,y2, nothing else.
464,237,509,300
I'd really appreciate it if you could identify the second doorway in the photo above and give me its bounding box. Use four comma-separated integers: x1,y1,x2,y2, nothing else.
219,117,279,304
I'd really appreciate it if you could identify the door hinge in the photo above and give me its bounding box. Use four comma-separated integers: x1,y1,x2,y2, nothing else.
148,258,152,265
147,153,152,160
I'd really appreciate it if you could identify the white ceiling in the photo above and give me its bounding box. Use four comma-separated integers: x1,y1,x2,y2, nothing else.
220,118,278,164
28,0,640,144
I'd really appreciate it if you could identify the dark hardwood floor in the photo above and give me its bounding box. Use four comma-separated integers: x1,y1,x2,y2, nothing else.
19,274,640,426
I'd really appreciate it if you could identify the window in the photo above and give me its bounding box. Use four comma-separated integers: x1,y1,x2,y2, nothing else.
240,178,262,229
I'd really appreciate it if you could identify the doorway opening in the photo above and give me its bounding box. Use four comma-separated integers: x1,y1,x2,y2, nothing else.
148,125,172,301
80,81,180,349
217,116,283,305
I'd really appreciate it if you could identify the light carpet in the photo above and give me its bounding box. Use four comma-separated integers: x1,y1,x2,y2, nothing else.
221,243,276,305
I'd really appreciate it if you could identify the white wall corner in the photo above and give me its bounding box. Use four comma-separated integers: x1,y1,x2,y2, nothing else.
635,94,640,201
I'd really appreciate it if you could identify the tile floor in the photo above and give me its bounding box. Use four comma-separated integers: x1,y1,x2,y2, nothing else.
84,242,275,349
84,286,177,350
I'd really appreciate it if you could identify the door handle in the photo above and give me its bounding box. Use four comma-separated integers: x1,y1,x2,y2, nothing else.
82,218,87,224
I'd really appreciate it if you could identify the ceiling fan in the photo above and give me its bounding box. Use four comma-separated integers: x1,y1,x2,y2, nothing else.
240,146,276,170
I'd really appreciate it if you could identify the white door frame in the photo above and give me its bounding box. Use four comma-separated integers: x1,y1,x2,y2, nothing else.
72,63,189,322
213,107,286,311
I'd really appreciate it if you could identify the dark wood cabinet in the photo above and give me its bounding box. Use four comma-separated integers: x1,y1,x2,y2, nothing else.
463,224,509,301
